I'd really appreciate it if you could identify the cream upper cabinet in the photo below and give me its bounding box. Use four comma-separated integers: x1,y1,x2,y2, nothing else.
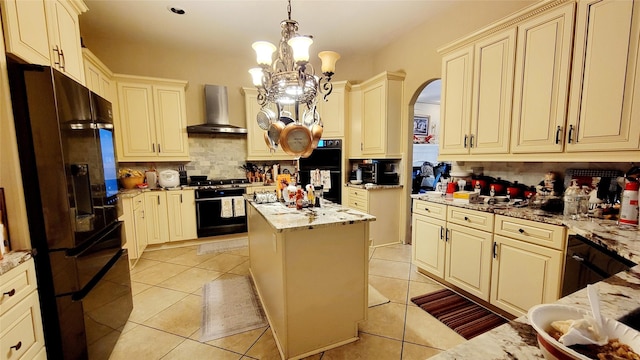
360,71,405,158
440,45,474,155
565,0,640,151
510,4,575,154
44,0,86,84
166,189,197,242
242,87,295,161
82,48,114,102
0,0,51,66
315,81,350,139
347,85,363,158
115,75,189,161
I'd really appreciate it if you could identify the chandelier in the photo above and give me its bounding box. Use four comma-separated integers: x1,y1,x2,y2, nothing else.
249,0,340,157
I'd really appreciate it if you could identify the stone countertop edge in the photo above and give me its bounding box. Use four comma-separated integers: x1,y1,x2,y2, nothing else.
0,250,33,276
413,195,640,265
345,184,403,190
247,199,376,233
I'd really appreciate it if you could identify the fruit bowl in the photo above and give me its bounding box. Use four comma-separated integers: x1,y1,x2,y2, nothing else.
119,176,144,189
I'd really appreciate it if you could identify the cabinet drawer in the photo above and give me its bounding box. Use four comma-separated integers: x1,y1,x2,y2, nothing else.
412,200,447,220
348,188,368,211
447,207,494,232
0,260,37,316
133,194,144,209
348,188,368,202
0,291,45,360
494,215,566,250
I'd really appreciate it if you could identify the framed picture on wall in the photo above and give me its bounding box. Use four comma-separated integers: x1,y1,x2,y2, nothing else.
413,116,429,135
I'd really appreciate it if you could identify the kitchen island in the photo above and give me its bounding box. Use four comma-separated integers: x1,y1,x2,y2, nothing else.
246,199,375,360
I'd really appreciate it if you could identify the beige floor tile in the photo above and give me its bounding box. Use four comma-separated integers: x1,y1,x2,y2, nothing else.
358,302,406,340
142,294,202,337
368,258,411,280
372,244,412,262
164,250,221,267
108,324,185,360
130,262,191,285
202,326,268,354
141,246,193,261
368,275,409,304
321,332,403,359
226,247,250,257
130,258,162,274
157,267,223,293
244,328,282,360
120,321,140,335
197,253,250,272
129,286,189,323
228,259,251,276
409,264,434,283
407,280,446,306
162,338,244,359
401,342,443,360
403,306,466,350
131,281,152,296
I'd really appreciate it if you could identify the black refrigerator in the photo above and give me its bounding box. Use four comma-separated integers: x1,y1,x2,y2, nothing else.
7,61,133,360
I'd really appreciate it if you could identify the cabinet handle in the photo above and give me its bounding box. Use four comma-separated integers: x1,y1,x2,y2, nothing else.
445,229,450,242
423,207,429,212
10,341,22,351
464,216,469,221
157,196,160,205
59,48,65,70
52,46,62,67
567,124,574,144
180,194,183,203
152,143,156,153
354,202,358,206
158,144,162,153
555,126,562,144
571,254,585,262
470,134,474,148
518,228,525,234
493,242,498,259
440,226,444,240
360,143,363,151
463,134,468,148
3,289,15,297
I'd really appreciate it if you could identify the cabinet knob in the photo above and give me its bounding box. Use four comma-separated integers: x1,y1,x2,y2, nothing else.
424,207,430,212
464,216,469,221
3,289,15,297
10,341,22,351
518,228,525,234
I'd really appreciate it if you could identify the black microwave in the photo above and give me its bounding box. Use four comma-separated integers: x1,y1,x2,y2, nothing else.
358,163,399,185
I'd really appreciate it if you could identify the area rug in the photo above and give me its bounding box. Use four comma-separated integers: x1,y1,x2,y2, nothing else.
197,237,248,255
410,288,507,340
200,276,267,342
368,284,390,308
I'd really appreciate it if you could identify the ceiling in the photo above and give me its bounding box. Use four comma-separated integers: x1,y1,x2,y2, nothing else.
80,1,473,59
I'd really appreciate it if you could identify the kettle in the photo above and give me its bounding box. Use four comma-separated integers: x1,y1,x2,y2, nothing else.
159,170,180,188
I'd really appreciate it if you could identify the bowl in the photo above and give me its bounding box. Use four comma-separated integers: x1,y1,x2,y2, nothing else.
119,176,144,189
350,180,363,185
528,304,640,360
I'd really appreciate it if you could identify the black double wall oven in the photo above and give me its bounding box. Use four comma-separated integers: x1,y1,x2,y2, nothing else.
8,61,132,360
298,139,342,204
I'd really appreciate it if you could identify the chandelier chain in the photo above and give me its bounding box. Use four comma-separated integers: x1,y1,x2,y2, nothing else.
287,0,292,21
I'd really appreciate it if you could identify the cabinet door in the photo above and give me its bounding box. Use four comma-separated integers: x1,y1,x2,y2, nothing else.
133,205,147,259
45,0,84,84
412,213,446,278
348,86,363,158
491,234,563,317
316,81,348,138
144,192,169,245
153,85,189,158
510,4,575,153
445,222,492,301
361,81,385,155
566,0,640,151
166,190,197,242
0,0,50,65
440,45,474,155
470,28,515,154
116,82,156,158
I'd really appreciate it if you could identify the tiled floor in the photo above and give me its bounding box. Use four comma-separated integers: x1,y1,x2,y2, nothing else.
108,240,465,359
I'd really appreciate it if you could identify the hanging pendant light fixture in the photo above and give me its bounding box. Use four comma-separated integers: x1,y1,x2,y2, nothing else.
249,0,340,157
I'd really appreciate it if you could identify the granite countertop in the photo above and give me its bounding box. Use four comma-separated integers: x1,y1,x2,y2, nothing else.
248,199,376,233
345,183,403,190
412,194,640,358
0,250,33,276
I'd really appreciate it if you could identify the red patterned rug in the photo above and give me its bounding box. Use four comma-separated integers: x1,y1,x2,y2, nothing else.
410,288,508,340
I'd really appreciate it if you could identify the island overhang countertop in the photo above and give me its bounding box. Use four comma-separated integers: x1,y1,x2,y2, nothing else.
247,199,376,233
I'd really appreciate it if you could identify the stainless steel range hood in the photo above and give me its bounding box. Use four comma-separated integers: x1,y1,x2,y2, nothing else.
187,85,247,134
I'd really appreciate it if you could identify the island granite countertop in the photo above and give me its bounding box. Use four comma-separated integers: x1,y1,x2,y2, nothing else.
248,199,376,233
412,194,640,359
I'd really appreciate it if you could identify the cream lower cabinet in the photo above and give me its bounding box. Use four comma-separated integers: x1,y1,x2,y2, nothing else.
412,200,447,277
120,193,148,262
144,190,197,245
444,207,494,301
490,215,565,317
347,187,401,247
0,259,46,359
115,76,189,161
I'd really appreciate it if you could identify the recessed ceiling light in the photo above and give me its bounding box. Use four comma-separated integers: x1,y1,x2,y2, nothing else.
168,6,185,15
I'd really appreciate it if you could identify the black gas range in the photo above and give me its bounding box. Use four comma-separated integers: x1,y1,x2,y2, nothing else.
192,178,249,237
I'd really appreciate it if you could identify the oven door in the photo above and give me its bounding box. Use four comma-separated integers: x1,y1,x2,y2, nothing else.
195,189,247,237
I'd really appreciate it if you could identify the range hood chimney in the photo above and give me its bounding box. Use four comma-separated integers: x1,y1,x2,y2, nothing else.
186,85,247,134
